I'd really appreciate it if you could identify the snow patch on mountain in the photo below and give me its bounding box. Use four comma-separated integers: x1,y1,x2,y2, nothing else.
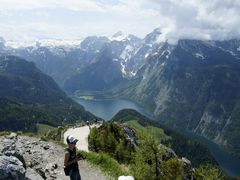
195,53,205,60
120,45,134,61
237,47,240,51
145,53,149,58
120,61,127,75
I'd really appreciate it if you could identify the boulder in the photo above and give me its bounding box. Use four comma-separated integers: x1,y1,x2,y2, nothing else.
3,149,26,168
0,155,26,180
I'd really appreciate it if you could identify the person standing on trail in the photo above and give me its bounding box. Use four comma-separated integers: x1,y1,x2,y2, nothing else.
64,135,81,180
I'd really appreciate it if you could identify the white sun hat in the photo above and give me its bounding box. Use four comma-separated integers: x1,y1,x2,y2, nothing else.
67,135,79,144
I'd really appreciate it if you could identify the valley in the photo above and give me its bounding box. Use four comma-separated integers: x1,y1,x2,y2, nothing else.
73,96,240,177
1,27,240,177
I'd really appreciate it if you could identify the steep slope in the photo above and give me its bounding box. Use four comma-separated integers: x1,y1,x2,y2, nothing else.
0,55,96,131
121,39,240,157
3,30,161,92
112,109,216,166
64,45,126,92
6,36,110,88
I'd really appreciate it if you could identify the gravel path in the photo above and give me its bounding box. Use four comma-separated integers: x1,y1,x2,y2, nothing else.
63,124,106,180
63,124,100,152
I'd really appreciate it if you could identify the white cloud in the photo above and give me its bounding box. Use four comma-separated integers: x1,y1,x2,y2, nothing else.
148,0,240,43
0,0,239,43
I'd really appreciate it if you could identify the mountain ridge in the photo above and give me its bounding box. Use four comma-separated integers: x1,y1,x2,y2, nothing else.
0,55,96,131
1,29,240,157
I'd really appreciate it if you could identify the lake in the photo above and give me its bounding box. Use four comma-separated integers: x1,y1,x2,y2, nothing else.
73,97,240,177
74,97,151,120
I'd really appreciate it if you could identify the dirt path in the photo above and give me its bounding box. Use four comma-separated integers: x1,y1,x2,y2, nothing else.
63,124,107,180
63,124,100,152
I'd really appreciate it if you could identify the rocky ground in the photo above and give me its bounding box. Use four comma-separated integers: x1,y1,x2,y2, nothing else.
0,133,107,180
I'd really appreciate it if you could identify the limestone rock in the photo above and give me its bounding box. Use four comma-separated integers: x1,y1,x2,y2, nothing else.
0,155,25,180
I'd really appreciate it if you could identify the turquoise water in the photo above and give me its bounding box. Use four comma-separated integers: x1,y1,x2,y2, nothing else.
74,98,149,120
73,97,240,177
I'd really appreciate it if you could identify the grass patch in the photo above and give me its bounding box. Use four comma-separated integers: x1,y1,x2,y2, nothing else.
0,131,11,136
78,96,94,100
79,150,130,179
126,120,171,143
36,123,55,136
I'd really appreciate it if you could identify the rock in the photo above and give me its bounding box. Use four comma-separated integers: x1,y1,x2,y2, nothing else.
9,132,17,139
162,147,177,161
2,139,16,152
26,168,44,180
35,168,47,179
181,157,191,169
122,125,138,148
31,141,39,146
181,157,193,180
29,157,40,167
0,155,26,180
43,144,50,150
3,149,26,168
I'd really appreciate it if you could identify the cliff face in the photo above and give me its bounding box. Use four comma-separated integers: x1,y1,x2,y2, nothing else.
121,40,240,157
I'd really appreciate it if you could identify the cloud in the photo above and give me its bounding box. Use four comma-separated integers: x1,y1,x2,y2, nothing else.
148,0,240,43
0,0,239,43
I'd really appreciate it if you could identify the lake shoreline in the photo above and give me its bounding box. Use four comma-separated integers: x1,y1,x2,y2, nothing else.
72,96,240,177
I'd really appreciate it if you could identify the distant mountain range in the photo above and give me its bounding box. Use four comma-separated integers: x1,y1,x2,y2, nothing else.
0,55,96,131
1,28,240,157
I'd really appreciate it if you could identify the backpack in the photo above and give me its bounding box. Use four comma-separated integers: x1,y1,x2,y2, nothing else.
64,166,71,176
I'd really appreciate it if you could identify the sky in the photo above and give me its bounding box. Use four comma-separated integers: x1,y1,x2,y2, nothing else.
0,0,240,43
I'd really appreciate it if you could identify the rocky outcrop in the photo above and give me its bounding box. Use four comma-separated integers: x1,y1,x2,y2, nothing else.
122,124,138,149
0,134,107,180
0,155,25,180
0,134,67,180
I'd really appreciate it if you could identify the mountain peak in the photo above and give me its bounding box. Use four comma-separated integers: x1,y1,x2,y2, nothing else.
111,31,128,41
112,31,124,37
144,28,162,44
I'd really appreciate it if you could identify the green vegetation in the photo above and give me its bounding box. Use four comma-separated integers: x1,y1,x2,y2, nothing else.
79,150,129,178
130,133,175,180
0,131,11,136
88,120,228,180
36,123,55,136
112,109,216,166
88,122,135,164
160,158,185,180
74,90,116,99
78,96,94,100
40,125,69,143
193,164,224,180
126,120,171,145
0,56,96,132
